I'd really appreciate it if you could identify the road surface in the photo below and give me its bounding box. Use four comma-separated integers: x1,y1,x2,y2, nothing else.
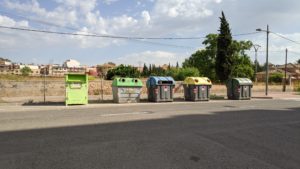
0,99,300,169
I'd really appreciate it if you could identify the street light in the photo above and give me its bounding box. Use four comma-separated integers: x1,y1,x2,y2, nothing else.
252,44,261,83
256,25,270,96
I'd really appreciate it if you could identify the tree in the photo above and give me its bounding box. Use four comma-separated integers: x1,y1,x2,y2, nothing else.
183,34,218,81
141,63,149,77
166,67,200,81
176,62,179,69
216,11,233,82
20,66,32,76
168,63,171,70
297,59,300,64
106,64,140,80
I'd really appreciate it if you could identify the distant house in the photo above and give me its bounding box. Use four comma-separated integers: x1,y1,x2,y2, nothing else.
257,63,300,82
63,59,81,68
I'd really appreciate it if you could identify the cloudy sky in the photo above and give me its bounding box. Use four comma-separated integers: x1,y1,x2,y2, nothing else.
0,0,299,66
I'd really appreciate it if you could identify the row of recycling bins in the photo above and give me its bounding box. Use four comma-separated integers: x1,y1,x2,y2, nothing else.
65,74,253,105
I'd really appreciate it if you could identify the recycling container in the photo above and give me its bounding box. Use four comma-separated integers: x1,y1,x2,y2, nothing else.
146,76,175,102
112,78,143,103
65,74,88,105
183,77,212,101
226,78,253,100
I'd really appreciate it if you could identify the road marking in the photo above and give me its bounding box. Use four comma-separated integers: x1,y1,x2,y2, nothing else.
101,111,153,117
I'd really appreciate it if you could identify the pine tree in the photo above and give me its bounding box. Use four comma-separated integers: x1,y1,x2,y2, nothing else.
168,63,171,70
149,64,152,75
216,11,233,82
176,62,179,69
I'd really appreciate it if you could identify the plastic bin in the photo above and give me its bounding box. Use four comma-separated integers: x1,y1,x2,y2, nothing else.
226,78,253,100
146,76,175,102
112,78,143,103
65,74,88,105
183,77,212,101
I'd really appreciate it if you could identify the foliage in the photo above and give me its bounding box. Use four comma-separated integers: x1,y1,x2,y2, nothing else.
269,73,283,83
20,66,32,76
230,40,254,79
166,67,200,81
216,11,233,82
141,63,149,77
182,34,217,81
106,64,140,80
297,59,300,64
176,62,179,68
183,12,255,82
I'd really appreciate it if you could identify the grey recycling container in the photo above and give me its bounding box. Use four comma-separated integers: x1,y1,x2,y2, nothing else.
146,76,175,102
183,77,212,101
226,78,253,100
112,78,143,103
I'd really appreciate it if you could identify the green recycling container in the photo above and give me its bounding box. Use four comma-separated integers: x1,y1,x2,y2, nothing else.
226,78,253,100
65,74,88,105
112,78,143,103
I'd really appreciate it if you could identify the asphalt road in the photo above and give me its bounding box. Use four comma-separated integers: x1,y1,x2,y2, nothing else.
0,99,300,169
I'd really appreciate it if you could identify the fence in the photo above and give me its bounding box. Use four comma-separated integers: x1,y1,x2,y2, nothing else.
0,79,296,103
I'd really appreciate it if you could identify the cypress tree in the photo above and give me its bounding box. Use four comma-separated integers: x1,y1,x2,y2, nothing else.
216,11,233,82
142,63,149,77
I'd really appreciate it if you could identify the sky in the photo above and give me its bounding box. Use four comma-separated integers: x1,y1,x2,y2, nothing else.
0,0,299,66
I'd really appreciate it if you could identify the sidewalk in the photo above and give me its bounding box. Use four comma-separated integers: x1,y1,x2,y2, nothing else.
1,92,299,106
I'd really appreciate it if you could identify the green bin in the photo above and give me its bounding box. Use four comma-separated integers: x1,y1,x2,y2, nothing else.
65,74,88,105
112,78,143,103
226,78,253,100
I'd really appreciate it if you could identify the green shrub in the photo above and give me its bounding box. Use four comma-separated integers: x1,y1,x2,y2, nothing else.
269,73,283,83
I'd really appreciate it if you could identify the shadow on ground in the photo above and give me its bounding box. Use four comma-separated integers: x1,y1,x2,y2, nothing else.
0,106,300,169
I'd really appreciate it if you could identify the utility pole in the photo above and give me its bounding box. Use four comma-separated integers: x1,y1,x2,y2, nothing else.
283,48,288,92
256,25,270,96
43,66,46,103
253,44,261,83
266,25,269,96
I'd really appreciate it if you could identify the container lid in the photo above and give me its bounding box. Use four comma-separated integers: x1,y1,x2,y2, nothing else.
146,76,175,86
112,78,143,87
232,78,253,85
183,77,212,85
65,74,88,83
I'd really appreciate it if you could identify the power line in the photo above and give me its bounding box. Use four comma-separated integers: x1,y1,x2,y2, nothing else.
0,25,195,49
271,32,300,45
0,10,262,40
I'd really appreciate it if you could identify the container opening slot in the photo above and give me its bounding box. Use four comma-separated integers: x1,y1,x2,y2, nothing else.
158,80,173,84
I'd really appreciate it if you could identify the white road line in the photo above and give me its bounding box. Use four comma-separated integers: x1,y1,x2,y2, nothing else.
100,111,152,117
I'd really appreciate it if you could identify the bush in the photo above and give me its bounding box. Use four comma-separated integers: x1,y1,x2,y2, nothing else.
166,67,200,81
20,66,32,76
106,64,140,80
269,73,283,83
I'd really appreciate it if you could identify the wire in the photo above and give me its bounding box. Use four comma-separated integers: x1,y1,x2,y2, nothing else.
271,32,300,45
0,25,197,49
0,10,263,40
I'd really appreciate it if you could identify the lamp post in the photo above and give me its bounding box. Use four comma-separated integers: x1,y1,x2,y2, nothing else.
253,44,261,83
256,25,270,96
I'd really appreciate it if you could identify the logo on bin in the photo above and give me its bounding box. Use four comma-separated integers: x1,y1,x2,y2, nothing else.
164,86,168,91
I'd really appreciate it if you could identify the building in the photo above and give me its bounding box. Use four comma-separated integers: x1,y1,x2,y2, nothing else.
63,59,81,68
257,63,300,82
